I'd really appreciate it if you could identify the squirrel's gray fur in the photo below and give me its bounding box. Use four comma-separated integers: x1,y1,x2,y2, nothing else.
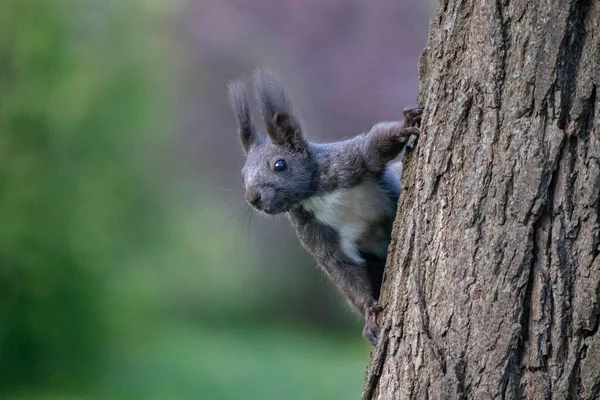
227,69,422,345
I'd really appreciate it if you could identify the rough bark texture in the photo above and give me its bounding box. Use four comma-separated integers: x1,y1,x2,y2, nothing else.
363,0,600,399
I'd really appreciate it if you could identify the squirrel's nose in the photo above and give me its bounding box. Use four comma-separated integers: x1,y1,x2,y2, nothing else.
246,189,262,208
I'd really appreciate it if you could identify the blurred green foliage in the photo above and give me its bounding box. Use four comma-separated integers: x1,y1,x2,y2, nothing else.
0,1,367,398
0,0,169,391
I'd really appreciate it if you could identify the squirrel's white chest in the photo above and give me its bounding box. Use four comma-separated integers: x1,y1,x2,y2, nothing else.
301,179,394,262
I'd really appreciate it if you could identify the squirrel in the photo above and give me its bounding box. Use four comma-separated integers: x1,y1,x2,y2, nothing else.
227,69,422,345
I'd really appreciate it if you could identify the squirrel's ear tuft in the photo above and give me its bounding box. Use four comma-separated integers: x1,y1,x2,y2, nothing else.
227,78,259,153
253,68,306,153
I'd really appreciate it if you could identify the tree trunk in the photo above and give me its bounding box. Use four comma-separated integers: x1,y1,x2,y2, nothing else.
363,0,600,398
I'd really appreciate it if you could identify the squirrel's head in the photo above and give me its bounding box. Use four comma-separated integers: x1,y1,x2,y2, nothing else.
228,69,318,215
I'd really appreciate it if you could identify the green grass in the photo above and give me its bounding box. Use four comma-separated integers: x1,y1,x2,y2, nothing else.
6,324,369,400
98,324,369,400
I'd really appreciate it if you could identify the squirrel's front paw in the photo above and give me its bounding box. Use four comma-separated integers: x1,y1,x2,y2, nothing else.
362,303,383,346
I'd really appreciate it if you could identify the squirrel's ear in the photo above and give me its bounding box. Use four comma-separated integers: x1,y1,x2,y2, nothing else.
228,78,259,153
253,68,306,153
271,111,306,152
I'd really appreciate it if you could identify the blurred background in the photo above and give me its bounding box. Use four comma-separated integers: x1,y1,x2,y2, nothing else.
0,0,432,399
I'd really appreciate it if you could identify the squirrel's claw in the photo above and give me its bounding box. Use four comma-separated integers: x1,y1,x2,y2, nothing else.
363,303,383,346
402,106,423,128
398,106,422,143
397,127,420,145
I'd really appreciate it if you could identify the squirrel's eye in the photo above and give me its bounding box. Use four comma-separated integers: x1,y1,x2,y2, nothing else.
273,159,287,173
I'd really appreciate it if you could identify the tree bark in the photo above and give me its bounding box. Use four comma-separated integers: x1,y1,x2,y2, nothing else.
363,0,600,398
